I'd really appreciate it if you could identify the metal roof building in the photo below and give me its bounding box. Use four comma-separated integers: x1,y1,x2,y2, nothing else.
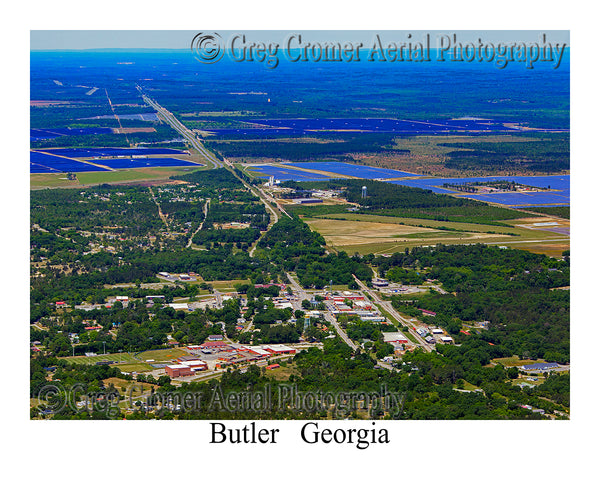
520,362,560,371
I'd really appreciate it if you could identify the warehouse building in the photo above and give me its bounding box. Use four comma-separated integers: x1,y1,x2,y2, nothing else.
264,344,297,355
383,332,409,344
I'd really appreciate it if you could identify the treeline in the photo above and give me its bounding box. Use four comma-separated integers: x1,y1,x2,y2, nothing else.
203,200,266,224
395,288,570,362
441,136,570,173
341,179,531,223
381,244,570,361
374,244,569,293
193,227,261,247
257,215,371,288
523,206,570,219
30,245,277,304
31,185,164,235
207,133,396,160
31,124,180,149
171,168,244,191
160,200,206,224
288,179,533,226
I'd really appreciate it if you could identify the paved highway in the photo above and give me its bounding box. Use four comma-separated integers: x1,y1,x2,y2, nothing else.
138,87,221,169
286,273,358,351
352,274,434,352
286,273,397,371
138,89,289,257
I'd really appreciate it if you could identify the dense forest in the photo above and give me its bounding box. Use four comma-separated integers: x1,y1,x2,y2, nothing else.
441,135,570,173
256,215,372,288
286,179,534,226
207,133,397,160
376,244,570,362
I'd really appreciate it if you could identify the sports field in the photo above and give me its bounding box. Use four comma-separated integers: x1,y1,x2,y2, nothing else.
60,347,188,372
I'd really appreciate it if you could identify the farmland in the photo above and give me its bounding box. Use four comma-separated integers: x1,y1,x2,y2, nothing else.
30,166,205,189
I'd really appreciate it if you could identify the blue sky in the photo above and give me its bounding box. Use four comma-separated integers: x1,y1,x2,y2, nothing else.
31,30,569,50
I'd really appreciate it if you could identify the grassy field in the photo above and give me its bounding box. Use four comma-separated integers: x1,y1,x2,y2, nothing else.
304,212,568,257
116,363,155,373
208,279,251,292
61,347,187,372
135,348,187,362
31,166,206,189
263,362,298,381
304,218,457,246
493,356,553,367
62,352,138,365
103,377,155,390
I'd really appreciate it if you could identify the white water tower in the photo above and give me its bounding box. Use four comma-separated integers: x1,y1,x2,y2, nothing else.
361,185,367,198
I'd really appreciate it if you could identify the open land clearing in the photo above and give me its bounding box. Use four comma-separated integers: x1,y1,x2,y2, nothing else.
30,165,206,189
303,213,569,257
357,134,569,177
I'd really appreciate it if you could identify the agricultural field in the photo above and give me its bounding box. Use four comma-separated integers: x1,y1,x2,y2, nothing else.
30,166,205,189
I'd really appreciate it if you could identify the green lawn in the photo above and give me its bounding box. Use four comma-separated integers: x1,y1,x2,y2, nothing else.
116,363,155,373
62,352,138,365
135,348,187,362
